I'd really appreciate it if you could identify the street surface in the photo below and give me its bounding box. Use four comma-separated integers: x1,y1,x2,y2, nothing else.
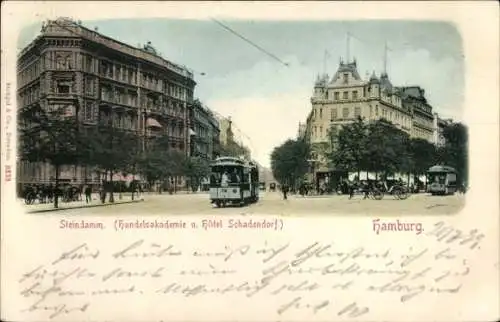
26,191,466,216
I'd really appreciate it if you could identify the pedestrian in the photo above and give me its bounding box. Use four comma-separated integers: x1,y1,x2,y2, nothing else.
85,185,92,203
99,185,106,204
282,183,289,200
362,181,370,199
348,180,356,199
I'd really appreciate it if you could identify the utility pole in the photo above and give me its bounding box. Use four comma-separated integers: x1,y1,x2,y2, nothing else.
346,32,351,63
323,50,327,75
383,41,388,74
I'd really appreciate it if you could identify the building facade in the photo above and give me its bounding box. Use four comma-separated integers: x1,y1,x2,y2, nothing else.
433,113,452,147
17,17,196,186
397,86,434,142
304,58,445,186
309,59,413,147
297,122,306,139
217,116,251,159
189,99,220,160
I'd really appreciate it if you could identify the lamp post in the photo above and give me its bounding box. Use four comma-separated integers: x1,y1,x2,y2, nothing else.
307,158,317,193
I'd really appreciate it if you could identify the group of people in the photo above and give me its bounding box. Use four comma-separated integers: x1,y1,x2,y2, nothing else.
23,184,83,204
291,178,411,200
210,169,241,187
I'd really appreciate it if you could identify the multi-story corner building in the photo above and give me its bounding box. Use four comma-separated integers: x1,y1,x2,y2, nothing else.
310,59,412,146
304,58,441,187
17,17,196,186
189,100,220,160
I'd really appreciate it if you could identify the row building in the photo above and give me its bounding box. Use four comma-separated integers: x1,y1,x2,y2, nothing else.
16,17,220,189
299,57,453,187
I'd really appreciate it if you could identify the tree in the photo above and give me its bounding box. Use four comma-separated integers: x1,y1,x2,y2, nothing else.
136,134,186,193
440,122,468,183
137,148,167,190
83,122,138,202
364,119,409,178
330,116,368,177
18,102,83,208
163,149,188,192
270,138,310,188
408,137,437,181
185,156,211,192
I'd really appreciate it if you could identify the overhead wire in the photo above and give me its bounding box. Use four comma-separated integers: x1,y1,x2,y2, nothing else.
211,18,289,68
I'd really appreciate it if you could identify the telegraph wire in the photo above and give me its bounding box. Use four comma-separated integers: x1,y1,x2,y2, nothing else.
211,18,289,68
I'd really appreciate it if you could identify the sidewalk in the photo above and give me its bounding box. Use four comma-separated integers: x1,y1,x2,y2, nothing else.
24,194,144,214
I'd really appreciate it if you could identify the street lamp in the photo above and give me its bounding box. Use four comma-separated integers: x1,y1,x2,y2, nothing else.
306,158,317,187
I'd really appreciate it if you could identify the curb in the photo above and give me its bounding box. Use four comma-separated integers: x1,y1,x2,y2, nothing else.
28,199,144,214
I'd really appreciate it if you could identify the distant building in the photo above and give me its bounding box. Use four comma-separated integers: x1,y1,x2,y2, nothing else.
297,122,306,139
16,17,196,187
433,113,452,147
217,116,251,159
189,100,220,160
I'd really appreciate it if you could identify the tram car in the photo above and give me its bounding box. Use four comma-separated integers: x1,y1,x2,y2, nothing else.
427,165,458,195
209,157,260,207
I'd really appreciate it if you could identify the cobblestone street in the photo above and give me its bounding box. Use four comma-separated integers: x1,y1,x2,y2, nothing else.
25,191,465,216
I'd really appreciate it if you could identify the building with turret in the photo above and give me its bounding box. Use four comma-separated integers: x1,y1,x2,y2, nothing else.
304,57,440,188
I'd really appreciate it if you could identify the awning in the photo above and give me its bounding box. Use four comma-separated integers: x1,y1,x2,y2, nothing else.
146,118,162,128
189,128,196,136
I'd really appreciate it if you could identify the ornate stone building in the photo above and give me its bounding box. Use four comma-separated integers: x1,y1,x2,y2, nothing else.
304,58,440,186
17,17,196,186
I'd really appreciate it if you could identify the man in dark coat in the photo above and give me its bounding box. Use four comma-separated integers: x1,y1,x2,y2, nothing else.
85,185,92,203
282,183,289,200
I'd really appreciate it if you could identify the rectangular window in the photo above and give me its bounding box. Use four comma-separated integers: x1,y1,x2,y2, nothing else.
320,126,323,137
56,81,71,94
85,78,93,95
85,55,92,72
334,92,339,100
352,91,358,99
319,108,323,119
343,91,348,99
343,73,348,84
84,101,94,121
331,109,337,120
101,87,110,101
354,107,361,118
342,107,349,119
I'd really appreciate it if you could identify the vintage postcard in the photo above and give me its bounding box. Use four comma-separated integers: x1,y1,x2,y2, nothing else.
1,1,499,321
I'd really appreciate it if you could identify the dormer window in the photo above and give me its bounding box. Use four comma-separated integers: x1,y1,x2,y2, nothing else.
343,73,348,84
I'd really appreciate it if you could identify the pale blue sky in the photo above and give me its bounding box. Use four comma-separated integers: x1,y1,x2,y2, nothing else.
18,19,464,167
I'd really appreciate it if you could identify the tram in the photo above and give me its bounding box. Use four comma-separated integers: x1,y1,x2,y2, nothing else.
427,165,458,195
209,157,259,207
